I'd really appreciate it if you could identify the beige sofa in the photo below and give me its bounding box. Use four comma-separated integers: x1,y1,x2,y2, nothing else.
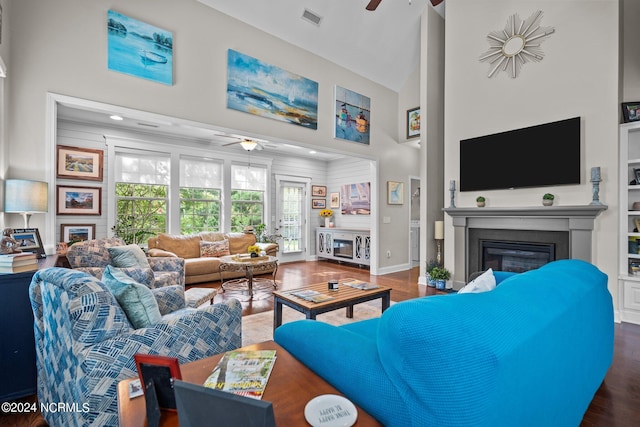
147,232,278,285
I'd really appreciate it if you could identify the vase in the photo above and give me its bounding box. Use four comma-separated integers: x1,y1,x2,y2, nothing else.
436,279,446,290
325,217,331,228
543,199,553,206
250,252,258,258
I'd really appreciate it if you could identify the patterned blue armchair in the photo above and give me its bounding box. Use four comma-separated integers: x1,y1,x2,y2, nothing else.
66,237,184,288
29,267,242,427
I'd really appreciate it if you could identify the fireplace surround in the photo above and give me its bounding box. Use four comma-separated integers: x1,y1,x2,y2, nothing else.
444,205,607,289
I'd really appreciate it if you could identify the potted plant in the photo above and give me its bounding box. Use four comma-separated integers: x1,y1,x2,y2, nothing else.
476,196,486,207
543,193,555,206
247,244,261,257
426,260,440,287
429,266,451,290
319,209,334,227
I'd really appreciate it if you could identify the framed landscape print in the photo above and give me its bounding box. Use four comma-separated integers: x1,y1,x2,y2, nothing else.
11,228,46,258
57,145,104,181
312,199,326,209
57,185,102,215
407,107,420,139
387,181,404,205
60,224,96,243
311,185,327,197
330,192,340,208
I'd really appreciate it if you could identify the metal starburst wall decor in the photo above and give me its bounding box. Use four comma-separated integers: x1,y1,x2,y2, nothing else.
480,10,555,79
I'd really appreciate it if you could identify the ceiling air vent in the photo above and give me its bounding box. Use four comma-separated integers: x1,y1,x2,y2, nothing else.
301,9,322,26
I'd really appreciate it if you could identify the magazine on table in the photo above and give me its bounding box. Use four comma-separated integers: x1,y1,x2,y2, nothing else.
341,279,379,290
290,289,334,303
204,350,277,400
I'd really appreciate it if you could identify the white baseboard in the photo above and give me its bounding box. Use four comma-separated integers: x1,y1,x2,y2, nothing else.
376,262,411,276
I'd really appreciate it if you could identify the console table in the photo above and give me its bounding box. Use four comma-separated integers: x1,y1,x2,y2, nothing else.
0,256,58,402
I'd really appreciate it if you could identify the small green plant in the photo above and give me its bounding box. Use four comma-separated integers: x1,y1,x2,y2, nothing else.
543,193,555,200
253,223,283,243
426,259,441,273
476,196,486,202
429,266,451,281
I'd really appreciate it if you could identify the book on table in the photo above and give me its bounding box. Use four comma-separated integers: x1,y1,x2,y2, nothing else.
341,279,379,290
203,350,277,400
0,252,38,273
290,289,334,303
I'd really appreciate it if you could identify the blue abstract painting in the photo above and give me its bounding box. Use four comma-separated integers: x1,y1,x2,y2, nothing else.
334,86,370,145
107,10,173,85
227,49,318,129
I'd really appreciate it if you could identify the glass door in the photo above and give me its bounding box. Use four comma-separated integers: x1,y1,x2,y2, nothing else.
276,178,308,263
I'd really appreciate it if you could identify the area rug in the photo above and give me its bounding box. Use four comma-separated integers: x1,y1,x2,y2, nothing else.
242,301,394,346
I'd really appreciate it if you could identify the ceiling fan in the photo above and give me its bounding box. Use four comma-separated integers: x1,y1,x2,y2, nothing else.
221,137,265,151
365,0,444,11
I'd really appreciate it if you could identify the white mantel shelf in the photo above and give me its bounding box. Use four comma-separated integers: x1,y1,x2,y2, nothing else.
443,204,608,218
442,204,608,289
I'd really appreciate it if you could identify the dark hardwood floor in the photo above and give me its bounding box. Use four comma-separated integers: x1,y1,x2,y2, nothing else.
2,260,638,426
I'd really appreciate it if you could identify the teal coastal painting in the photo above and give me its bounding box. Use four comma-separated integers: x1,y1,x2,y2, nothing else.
227,49,318,129
108,10,173,85
334,86,370,145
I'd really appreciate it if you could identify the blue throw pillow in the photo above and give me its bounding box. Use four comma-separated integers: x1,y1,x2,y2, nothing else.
102,265,162,329
108,244,151,268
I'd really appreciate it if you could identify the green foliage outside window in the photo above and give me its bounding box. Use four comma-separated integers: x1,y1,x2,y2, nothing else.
180,187,221,234
230,190,264,232
113,183,167,245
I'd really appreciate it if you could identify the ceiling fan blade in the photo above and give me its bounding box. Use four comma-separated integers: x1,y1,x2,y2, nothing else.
222,141,241,147
365,0,382,11
430,0,444,6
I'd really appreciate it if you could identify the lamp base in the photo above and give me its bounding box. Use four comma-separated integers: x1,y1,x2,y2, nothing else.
436,239,443,265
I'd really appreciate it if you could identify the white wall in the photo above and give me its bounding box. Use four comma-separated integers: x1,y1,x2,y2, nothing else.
444,1,619,301
4,0,420,271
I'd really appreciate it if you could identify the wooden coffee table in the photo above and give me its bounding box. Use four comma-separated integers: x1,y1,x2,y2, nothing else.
273,279,391,332
117,341,381,426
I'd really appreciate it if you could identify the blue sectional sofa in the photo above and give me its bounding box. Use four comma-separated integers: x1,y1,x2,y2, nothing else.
274,259,614,427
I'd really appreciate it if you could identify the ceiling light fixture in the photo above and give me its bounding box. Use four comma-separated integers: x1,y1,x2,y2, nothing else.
110,115,124,121
239,139,258,151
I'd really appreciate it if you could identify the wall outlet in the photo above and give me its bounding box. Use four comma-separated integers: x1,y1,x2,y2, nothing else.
386,250,391,258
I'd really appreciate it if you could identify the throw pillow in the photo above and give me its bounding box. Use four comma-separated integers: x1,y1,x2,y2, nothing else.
108,244,151,269
200,239,230,257
102,265,162,329
457,268,496,294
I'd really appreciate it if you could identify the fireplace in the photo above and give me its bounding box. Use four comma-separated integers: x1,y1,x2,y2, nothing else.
443,205,607,289
468,228,568,276
333,238,354,259
481,240,555,273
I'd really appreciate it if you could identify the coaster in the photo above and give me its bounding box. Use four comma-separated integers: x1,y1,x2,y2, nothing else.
304,394,357,427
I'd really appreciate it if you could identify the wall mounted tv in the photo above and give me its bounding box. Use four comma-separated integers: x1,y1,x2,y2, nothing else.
459,117,581,192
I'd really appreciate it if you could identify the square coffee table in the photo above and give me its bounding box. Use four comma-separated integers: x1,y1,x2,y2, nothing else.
272,279,391,332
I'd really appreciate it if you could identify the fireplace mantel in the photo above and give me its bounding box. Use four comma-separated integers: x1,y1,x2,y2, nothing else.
443,204,608,289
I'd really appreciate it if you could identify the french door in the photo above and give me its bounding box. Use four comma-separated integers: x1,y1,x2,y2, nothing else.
276,176,309,263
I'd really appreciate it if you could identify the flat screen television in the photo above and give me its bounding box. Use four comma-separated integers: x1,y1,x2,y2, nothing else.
459,117,581,192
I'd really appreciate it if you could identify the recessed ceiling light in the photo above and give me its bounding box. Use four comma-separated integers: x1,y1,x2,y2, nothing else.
309,150,317,154
110,115,124,121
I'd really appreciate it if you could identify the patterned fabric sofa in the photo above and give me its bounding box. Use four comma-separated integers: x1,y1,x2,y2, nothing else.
67,237,184,288
147,232,278,285
275,259,615,427
29,267,242,427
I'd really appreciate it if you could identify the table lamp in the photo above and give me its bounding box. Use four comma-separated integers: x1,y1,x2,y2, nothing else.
4,179,48,228
434,220,444,265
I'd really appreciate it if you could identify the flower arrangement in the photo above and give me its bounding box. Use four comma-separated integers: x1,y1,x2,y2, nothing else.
247,245,260,254
319,209,334,218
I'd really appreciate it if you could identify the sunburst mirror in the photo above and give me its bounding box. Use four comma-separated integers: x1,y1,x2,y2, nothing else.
480,10,555,79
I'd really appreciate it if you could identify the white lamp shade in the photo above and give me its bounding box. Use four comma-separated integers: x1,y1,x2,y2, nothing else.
434,220,444,240
4,179,49,213
240,140,258,151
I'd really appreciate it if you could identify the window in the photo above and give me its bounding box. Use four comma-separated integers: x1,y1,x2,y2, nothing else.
230,164,267,232
180,157,222,234
113,151,169,244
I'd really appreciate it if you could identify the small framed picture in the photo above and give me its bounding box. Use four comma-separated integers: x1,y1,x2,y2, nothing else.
311,185,327,197
387,181,404,205
57,185,102,215
56,145,104,181
407,107,420,139
634,168,640,184
330,192,340,209
622,102,640,123
60,224,96,243
312,199,326,209
134,353,182,411
11,228,46,258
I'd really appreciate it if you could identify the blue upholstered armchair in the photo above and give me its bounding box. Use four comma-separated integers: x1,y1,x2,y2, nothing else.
66,237,184,288
30,267,242,427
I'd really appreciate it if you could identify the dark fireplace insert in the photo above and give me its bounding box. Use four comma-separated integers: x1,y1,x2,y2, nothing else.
333,239,354,259
482,240,555,273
